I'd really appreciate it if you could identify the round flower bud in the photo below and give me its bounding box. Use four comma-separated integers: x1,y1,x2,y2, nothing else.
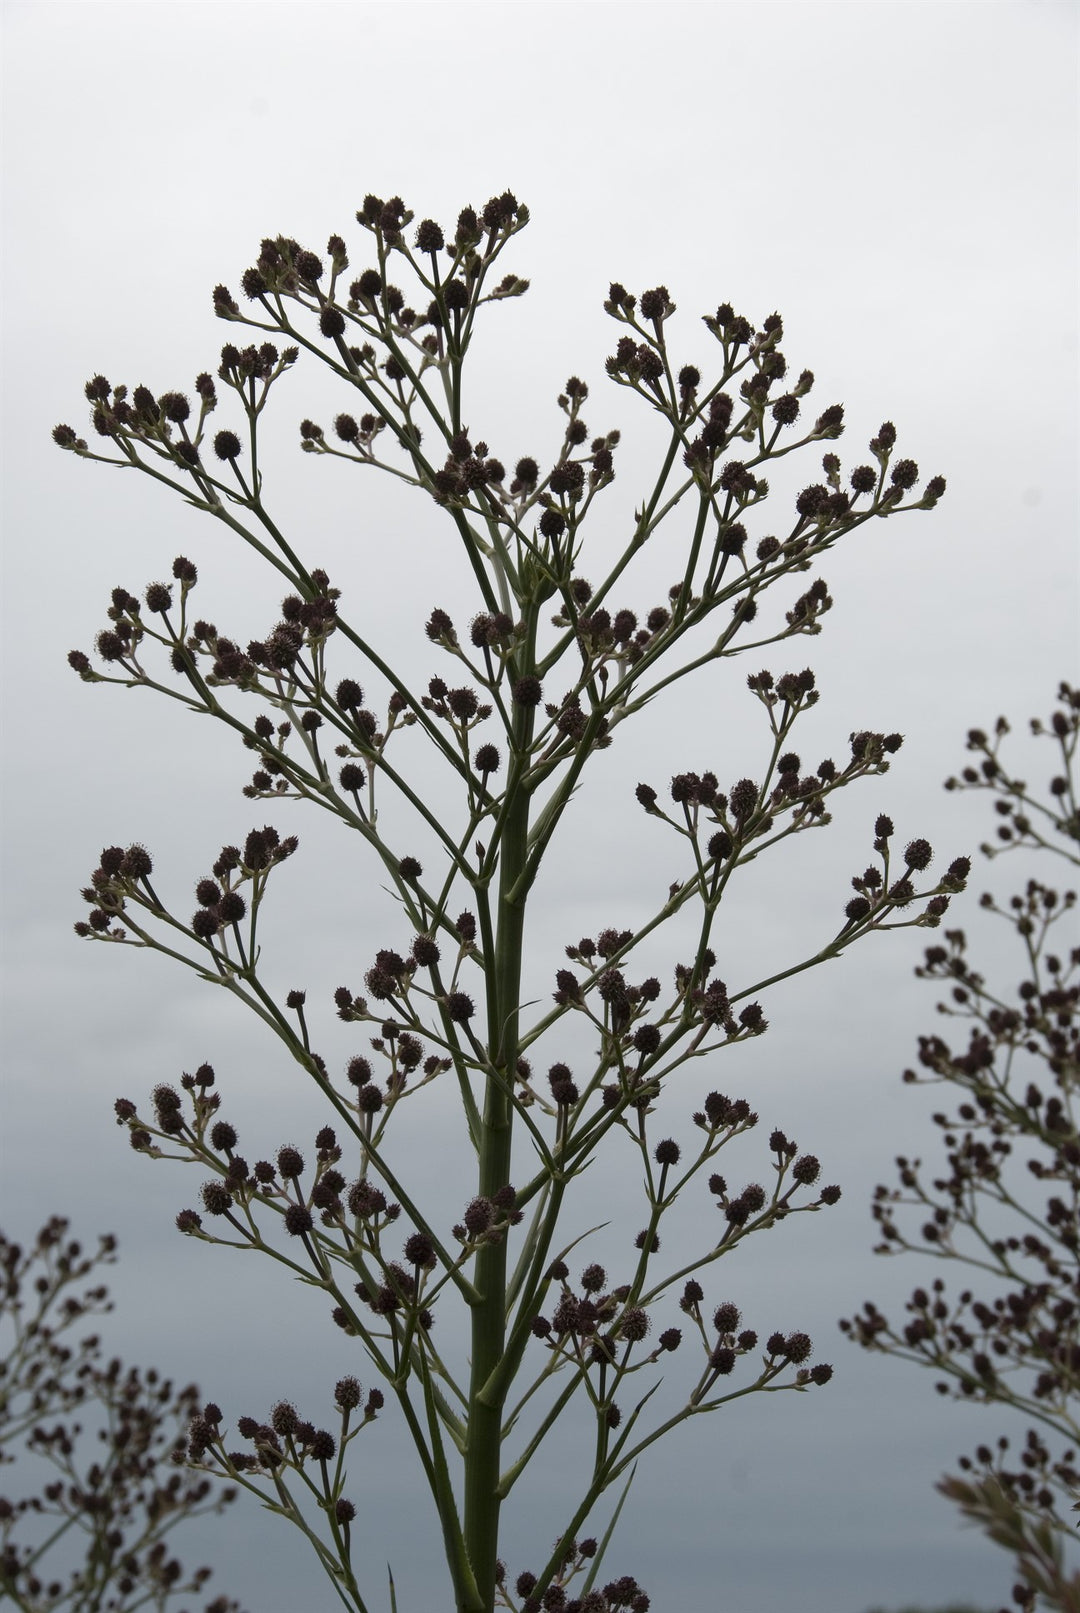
283,1204,314,1236
729,779,758,822
296,251,324,283
159,392,190,423
277,1146,304,1178
513,675,543,706
463,1197,493,1235
271,1400,300,1435
121,844,153,879
334,1376,363,1411
404,1232,435,1267
308,1428,336,1460
621,1307,649,1341
214,430,242,461
201,1181,233,1215
634,1024,661,1054
415,219,444,253
210,1121,238,1151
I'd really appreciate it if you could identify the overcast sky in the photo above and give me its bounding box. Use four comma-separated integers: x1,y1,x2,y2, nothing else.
2,3,1078,1611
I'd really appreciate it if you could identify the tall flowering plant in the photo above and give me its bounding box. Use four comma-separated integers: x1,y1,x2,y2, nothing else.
844,684,1080,1613
53,191,965,1613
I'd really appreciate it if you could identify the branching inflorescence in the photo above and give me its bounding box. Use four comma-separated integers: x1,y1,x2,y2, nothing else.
54,191,964,1613
843,683,1080,1613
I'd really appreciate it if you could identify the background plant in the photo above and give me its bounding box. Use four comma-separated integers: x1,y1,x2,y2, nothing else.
51,191,965,1613
843,683,1080,1613
861,1604,997,1613
0,1218,245,1613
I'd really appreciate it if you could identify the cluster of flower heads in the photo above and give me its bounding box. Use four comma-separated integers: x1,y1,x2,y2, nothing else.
181,1378,383,1559
113,1073,532,1340
68,555,346,696
842,814,969,926
225,190,529,322
74,829,297,945
630,666,971,932
54,194,532,470
69,561,433,833
953,1430,1080,1533
332,915,482,1044
53,193,946,655
527,1255,830,1387
546,945,767,1122
418,402,618,520
945,679,1080,858
508,1553,651,1613
529,1257,672,1369
602,285,944,519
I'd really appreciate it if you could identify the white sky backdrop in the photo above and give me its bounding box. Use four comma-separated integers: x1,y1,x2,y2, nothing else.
2,2,1078,1611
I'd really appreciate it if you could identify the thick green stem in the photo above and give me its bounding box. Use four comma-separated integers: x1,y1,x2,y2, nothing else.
462,682,535,1610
